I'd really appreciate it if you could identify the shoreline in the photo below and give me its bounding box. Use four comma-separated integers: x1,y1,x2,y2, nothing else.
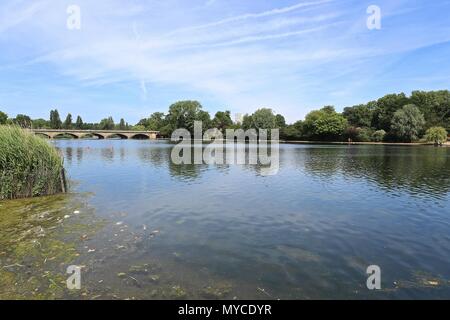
281,141,450,146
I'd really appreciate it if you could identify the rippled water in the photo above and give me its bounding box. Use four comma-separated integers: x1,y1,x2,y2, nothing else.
1,140,450,299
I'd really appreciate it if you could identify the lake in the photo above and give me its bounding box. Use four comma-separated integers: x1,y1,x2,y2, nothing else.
1,140,449,299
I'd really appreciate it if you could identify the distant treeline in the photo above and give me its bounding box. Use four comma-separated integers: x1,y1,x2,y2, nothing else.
1,90,449,142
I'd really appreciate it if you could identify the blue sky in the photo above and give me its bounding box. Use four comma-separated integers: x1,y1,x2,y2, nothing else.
0,0,450,124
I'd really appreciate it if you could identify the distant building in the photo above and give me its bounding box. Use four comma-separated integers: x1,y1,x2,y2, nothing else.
234,113,244,124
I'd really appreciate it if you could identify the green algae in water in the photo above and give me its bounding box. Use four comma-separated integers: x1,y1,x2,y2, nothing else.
0,194,105,299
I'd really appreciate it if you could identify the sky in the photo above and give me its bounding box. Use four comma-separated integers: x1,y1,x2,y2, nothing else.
0,0,450,124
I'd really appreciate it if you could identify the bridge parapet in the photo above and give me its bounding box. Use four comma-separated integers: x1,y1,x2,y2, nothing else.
31,129,160,140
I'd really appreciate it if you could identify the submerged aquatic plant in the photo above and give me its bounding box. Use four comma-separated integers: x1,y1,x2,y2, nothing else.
0,125,66,200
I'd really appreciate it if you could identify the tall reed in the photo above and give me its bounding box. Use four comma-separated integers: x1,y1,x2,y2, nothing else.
0,126,66,200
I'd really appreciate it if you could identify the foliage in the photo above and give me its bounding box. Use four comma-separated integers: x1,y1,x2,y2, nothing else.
251,108,277,130
303,106,347,140
13,114,32,128
425,126,448,145
0,126,65,200
32,118,49,129
372,130,386,142
99,117,115,130
0,111,7,125
343,103,375,128
281,121,303,140
75,116,83,129
63,113,73,129
410,90,450,128
212,111,233,132
119,118,126,130
372,93,410,131
275,114,286,128
390,104,425,142
50,110,62,129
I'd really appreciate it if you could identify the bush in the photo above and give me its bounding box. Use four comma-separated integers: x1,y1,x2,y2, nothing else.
356,128,373,142
372,130,386,142
0,126,65,200
425,126,448,145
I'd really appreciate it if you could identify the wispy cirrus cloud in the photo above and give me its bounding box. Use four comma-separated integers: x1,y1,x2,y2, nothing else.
0,0,450,123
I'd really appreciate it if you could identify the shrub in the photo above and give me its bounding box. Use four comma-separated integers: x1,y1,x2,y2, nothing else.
356,128,373,142
372,130,386,142
425,126,448,145
0,126,66,200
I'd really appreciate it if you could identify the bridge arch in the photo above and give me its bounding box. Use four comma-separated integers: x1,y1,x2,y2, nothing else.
80,133,105,139
35,133,51,139
130,133,150,140
53,133,79,139
105,133,128,140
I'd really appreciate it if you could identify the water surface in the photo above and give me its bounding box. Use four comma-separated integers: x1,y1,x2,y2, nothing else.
1,140,449,299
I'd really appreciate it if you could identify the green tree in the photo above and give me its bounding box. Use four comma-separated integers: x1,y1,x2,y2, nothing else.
373,93,410,131
372,130,386,142
242,114,253,130
50,109,62,129
63,113,73,129
275,114,286,128
390,104,425,142
303,106,347,140
99,117,115,130
32,118,49,129
0,111,7,125
119,118,126,130
281,120,303,140
251,108,277,130
166,100,207,134
212,111,233,132
425,126,448,145
13,114,32,128
146,112,166,131
343,103,375,128
75,116,83,129
410,90,450,128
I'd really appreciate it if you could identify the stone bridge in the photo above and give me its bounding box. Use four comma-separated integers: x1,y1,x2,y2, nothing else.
31,129,160,140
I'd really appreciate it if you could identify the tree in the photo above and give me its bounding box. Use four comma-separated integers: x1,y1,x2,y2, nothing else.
425,127,448,145
0,111,8,125
50,109,62,129
410,90,450,128
75,116,83,129
390,104,425,142
212,111,233,132
99,117,115,130
242,114,253,130
251,108,277,130
63,113,73,129
275,114,286,128
281,120,303,140
166,100,208,134
119,118,126,130
147,112,166,131
13,114,32,128
32,118,49,129
343,103,375,128
372,93,410,131
303,106,347,140
372,130,386,142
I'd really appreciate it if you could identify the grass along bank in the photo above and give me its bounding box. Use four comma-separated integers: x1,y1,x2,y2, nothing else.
0,126,66,200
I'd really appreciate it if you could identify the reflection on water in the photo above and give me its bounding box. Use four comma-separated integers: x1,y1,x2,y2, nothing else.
1,140,450,299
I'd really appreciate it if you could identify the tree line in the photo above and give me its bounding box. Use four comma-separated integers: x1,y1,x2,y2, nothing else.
1,90,449,143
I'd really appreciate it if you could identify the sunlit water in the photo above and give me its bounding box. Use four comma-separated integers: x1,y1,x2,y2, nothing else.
1,140,449,299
